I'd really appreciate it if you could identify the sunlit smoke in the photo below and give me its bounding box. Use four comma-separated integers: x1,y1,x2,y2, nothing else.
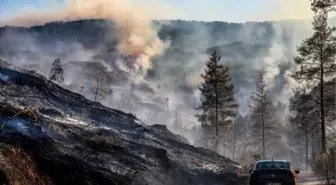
0,0,170,73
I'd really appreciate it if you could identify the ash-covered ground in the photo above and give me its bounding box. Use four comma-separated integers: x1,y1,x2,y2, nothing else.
0,61,247,185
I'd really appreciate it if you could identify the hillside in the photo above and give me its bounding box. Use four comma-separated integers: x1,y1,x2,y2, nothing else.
0,17,333,157
0,18,319,150
0,20,304,98
0,61,246,184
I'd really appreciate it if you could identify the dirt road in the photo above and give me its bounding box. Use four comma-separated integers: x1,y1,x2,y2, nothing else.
297,172,325,185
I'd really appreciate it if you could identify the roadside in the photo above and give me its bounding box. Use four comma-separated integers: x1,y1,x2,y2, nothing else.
297,171,326,185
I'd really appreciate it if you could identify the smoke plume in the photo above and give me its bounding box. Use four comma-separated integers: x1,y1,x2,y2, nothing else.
0,0,169,73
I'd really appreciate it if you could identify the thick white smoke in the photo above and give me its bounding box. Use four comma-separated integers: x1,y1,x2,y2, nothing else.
0,0,170,73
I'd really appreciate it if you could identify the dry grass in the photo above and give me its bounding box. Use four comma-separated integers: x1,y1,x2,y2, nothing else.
312,148,336,185
0,102,40,119
0,144,52,185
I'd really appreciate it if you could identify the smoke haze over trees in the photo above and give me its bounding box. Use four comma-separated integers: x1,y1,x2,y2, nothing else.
247,72,282,160
0,20,320,162
0,3,335,171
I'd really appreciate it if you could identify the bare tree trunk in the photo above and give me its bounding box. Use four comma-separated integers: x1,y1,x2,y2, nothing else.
261,110,265,160
306,125,309,170
312,130,315,160
320,63,326,154
233,121,237,162
122,93,131,113
319,57,329,183
94,86,99,102
326,156,331,185
215,61,219,153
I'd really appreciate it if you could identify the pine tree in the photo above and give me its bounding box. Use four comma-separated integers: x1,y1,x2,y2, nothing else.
49,59,64,84
289,88,319,169
292,2,336,154
311,0,336,12
248,72,281,159
195,51,238,153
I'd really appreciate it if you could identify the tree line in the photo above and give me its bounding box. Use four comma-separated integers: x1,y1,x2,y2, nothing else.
193,0,335,181
193,50,284,160
289,0,335,182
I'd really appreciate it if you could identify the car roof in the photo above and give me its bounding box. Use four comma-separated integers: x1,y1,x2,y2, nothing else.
256,160,288,163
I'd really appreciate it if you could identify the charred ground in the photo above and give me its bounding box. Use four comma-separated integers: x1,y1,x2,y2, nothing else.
0,61,246,185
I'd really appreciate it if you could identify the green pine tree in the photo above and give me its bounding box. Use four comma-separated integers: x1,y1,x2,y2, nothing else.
49,59,64,84
292,1,336,154
195,51,238,153
248,72,281,159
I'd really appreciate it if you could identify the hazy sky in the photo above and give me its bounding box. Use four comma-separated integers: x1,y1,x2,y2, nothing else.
0,0,313,22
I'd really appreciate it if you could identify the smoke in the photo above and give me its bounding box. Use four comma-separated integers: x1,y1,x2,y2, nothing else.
0,0,170,73
0,0,329,162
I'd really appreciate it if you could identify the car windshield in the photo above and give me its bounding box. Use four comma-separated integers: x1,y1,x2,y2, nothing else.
256,161,290,169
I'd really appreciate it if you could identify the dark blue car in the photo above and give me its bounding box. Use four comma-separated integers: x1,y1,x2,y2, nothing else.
249,160,300,185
